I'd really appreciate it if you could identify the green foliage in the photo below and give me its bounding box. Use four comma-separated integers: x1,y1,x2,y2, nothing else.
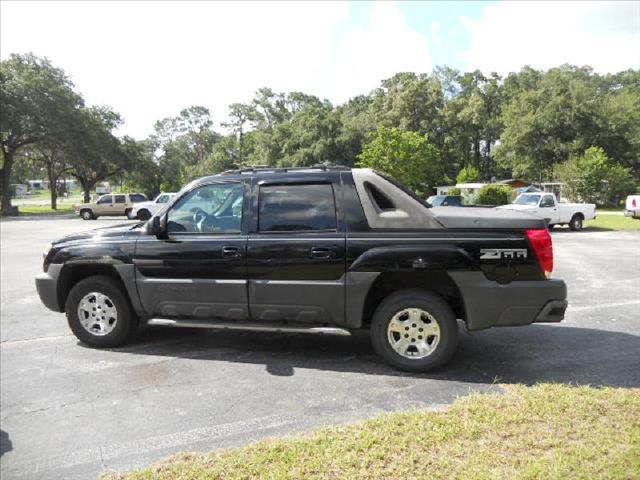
456,165,479,184
0,53,83,213
3,54,640,206
447,187,462,195
475,184,512,206
554,146,636,206
357,127,443,193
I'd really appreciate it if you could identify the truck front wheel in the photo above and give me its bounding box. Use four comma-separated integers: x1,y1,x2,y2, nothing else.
65,275,138,348
370,289,458,372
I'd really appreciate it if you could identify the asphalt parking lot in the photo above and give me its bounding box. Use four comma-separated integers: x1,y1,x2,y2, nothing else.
1,217,639,479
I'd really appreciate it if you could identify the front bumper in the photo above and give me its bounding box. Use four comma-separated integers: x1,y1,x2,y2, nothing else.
35,264,64,312
448,271,567,331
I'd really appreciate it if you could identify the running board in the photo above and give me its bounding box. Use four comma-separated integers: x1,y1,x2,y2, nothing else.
147,318,351,336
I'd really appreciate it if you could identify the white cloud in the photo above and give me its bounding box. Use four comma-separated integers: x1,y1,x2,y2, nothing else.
461,1,640,75
327,2,432,102
0,1,430,139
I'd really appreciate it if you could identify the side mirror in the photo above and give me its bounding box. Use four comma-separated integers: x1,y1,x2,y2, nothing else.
149,215,167,239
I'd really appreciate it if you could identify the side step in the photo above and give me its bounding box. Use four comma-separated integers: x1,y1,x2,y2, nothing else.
147,318,351,336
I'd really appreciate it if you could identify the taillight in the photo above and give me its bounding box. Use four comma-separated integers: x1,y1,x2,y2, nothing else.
525,228,553,278
633,198,637,208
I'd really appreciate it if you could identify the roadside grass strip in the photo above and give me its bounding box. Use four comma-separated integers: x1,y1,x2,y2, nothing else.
103,384,640,480
585,215,640,230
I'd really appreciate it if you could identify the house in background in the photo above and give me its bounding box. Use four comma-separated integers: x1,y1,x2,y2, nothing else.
28,179,49,190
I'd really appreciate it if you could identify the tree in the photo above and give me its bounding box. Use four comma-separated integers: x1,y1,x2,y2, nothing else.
475,184,511,205
29,140,72,209
0,53,83,214
495,66,603,181
66,106,131,202
554,146,636,206
152,106,220,184
357,127,444,193
456,165,479,184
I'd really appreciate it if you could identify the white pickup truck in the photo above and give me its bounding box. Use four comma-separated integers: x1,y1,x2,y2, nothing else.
624,195,640,219
498,192,596,231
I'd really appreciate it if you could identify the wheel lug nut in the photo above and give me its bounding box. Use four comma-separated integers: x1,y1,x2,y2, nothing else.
404,334,409,338
419,328,423,332
411,338,416,342
418,336,423,340
412,324,416,328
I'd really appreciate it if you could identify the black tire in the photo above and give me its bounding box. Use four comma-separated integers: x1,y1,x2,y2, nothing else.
80,209,94,220
569,214,584,231
65,275,138,348
137,209,151,221
370,289,458,372
547,223,555,230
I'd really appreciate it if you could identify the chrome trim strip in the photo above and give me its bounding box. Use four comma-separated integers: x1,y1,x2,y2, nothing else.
147,318,351,336
140,278,247,284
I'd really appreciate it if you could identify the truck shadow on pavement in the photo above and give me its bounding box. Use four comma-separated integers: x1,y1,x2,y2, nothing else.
95,323,640,388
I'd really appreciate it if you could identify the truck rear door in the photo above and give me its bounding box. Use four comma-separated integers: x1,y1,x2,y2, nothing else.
246,176,347,325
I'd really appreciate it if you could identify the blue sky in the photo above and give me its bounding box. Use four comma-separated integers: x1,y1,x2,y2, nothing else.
1,1,638,138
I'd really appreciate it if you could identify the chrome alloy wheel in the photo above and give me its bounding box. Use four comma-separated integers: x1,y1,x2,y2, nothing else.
387,308,440,359
77,292,118,336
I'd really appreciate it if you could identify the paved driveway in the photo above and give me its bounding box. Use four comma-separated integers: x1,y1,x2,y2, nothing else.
1,218,639,479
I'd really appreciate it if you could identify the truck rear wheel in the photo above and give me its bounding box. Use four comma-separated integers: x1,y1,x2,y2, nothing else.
65,275,138,348
80,209,94,220
569,214,584,231
370,289,458,372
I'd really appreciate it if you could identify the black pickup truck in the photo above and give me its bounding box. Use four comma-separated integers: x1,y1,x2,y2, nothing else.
36,166,567,372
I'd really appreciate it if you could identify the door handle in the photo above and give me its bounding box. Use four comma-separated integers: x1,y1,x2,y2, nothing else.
311,247,334,259
222,246,242,258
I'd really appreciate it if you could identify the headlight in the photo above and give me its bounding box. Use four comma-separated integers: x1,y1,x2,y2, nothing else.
43,243,53,260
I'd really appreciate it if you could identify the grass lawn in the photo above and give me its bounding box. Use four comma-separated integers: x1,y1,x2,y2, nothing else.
585,214,640,231
17,203,75,215
102,384,640,480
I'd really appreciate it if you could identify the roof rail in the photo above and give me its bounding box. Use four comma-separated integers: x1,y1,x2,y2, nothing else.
219,164,350,175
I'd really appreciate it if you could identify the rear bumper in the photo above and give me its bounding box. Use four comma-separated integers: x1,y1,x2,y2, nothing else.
448,271,567,331
35,264,64,312
624,209,639,218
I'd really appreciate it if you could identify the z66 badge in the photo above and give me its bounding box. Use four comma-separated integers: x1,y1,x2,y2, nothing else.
480,248,528,260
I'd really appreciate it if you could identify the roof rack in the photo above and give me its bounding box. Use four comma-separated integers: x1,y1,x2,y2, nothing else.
220,164,351,175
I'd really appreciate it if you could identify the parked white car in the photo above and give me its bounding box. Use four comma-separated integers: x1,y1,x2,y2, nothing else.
624,195,640,219
497,192,596,231
129,192,176,220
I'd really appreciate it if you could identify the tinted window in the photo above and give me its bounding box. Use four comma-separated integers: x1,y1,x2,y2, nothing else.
167,183,243,234
97,195,112,204
540,195,555,207
114,195,126,204
259,184,337,232
445,196,462,206
130,194,147,203
365,182,395,210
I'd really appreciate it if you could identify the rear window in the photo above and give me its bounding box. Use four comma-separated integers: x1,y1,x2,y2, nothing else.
130,193,147,203
114,195,126,204
259,184,337,232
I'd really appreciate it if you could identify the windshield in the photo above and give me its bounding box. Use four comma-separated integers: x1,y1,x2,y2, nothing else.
513,194,540,206
427,196,444,206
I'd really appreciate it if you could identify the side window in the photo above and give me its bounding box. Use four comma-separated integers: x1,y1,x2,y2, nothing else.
364,182,395,211
259,184,337,232
114,195,126,204
130,194,147,203
541,195,555,208
167,183,243,234
156,195,168,204
97,195,112,204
